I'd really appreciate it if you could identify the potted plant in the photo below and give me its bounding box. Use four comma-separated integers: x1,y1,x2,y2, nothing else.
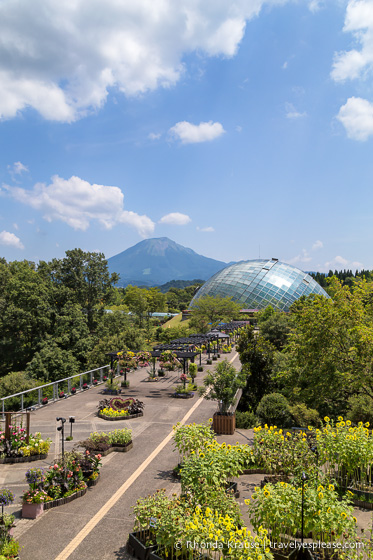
82,382,89,390
103,375,108,382
121,380,130,388
71,387,77,395
188,363,198,389
0,488,15,531
59,391,65,399
22,468,48,519
199,359,246,435
42,397,48,405
93,379,98,386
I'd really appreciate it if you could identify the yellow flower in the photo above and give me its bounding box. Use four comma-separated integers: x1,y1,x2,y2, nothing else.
341,512,347,519
338,416,343,421
346,420,351,426
329,484,335,491
366,422,370,427
324,416,330,422
208,418,213,423
244,499,251,505
353,517,357,523
318,492,323,499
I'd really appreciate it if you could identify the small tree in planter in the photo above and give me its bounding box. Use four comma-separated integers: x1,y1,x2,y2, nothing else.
188,363,198,388
199,359,246,435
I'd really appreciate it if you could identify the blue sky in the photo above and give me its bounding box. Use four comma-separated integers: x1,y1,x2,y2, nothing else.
1,0,373,272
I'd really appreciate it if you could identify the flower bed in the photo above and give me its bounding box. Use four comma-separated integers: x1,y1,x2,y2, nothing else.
80,428,133,454
0,426,51,463
98,411,143,421
98,397,144,420
21,450,102,518
0,452,48,464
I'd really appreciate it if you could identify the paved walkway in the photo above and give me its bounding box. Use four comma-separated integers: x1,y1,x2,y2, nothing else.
1,351,242,559
2,351,372,559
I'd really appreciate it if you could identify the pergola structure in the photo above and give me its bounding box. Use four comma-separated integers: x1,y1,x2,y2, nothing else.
150,346,200,374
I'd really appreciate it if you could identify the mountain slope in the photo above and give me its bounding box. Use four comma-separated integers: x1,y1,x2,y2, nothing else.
107,237,228,287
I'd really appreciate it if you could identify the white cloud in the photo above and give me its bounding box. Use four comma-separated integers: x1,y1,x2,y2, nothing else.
0,230,24,249
285,103,307,119
325,255,349,268
4,175,155,237
197,226,215,232
336,96,373,140
159,212,191,226
331,0,373,83
0,0,288,122
148,132,161,140
312,240,323,251
288,249,312,265
309,0,323,13
8,161,28,175
352,261,364,267
169,121,225,144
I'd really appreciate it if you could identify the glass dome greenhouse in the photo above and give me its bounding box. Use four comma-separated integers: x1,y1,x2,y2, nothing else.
190,259,329,312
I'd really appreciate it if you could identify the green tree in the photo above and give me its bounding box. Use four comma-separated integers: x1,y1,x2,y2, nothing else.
86,329,146,369
123,285,149,326
25,341,80,383
236,326,275,411
199,359,247,414
189,295,240,333
0,260,53,375
277,277,373,416
48,249,118,330
259,312,291,351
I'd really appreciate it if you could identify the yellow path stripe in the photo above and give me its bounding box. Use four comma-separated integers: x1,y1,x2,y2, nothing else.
55,352,238,560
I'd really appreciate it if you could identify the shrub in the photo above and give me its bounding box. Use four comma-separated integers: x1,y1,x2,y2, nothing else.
347,394,373,425
289,403,321,428
256,392,292,427
236,410,258,429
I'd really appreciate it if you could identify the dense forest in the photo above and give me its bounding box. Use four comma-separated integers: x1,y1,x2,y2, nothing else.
309,268,373,288
0,249,202,399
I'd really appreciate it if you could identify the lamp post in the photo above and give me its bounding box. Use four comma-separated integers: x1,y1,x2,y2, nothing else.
301,471,307,557
68,416,75,440
56,417,66,463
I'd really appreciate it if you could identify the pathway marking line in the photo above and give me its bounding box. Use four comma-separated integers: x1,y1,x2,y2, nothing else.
55,395,204,559
54,352,238,560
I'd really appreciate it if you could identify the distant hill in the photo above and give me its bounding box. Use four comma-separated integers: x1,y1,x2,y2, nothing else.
107,237,228,287
157,279,205,293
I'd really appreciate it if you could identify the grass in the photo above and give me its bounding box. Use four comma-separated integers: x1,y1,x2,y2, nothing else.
162,313,190,329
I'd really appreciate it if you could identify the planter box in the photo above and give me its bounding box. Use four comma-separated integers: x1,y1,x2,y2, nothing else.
127,531,157,560
98,441,133,456
43,486,87,510
226,481,240,498
212,412,235,435
98,411,143,421
0,453,48,465
22,502,44,519
272,543,298,560
173,392,194,399
86,473,100,487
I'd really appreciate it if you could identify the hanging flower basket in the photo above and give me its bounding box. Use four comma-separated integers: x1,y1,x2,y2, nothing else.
82,383,89,390
71,387,76,395
93,379,98,385
42,397,48,405
59,391,65,399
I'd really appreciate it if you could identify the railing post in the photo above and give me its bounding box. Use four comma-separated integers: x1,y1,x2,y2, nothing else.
2,399,4,420
80,374,83,390
21,394,24,411
38,388,41,407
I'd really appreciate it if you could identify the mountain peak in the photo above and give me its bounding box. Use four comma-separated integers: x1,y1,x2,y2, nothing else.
107,237,227,287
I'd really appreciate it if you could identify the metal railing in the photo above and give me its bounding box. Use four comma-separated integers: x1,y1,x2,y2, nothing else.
0,364,113,418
